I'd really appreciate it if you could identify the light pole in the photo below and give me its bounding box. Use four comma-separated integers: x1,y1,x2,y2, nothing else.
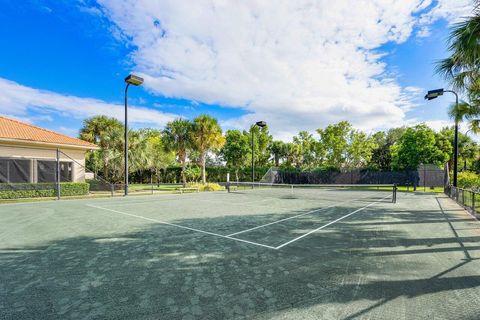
251,121,267,185
425,88,459,187
124,74,144,196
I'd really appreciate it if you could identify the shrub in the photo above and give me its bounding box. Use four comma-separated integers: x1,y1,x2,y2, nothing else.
186,182,225,192
0,182,90,199
457,171,480,190
185,166,202,183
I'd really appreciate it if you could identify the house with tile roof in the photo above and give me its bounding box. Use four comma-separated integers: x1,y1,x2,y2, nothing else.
0,116,98,184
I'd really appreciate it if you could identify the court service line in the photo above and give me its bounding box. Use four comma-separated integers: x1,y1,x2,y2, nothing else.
86,204,277,250
226,192,388,237
275,195,391,250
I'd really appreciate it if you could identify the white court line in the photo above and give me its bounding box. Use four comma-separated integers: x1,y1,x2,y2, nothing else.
226,192,388,237
274,195,391,250
86,204,277,250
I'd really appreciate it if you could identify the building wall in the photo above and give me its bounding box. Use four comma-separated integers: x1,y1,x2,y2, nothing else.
0,144,88,182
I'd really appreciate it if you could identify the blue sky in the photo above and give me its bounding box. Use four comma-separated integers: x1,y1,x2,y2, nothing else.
0,0,474,140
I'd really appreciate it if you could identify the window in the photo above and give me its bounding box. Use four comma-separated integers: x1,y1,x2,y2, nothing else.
0,158,31,183
37,160,56,183
37,161,73,182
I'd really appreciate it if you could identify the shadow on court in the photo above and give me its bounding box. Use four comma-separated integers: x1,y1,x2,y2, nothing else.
0,193,480,319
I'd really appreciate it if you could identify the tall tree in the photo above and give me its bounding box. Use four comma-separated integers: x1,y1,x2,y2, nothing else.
293,131,316,167
221,130,250,181
345,130,377,168
79,115,123,179
439,127,477,170
191,115,225,184
369,128,406,170
284,143,303,168
141,129,176,184
316,121,351,167
100,125,124,182
246,125,273,167
391,124,450,170
163,119,193,185
269,140,288,167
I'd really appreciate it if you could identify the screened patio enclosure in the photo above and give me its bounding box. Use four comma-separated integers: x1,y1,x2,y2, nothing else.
0,157,74,183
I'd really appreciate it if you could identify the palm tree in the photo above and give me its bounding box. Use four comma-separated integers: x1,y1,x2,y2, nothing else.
269,140,287,167
163,119,193,185
191,115,225,184
141,129,176,184
127,130,150,175
79,116,123,179
436,2,480,96
448,100,480,123
101,125,124,182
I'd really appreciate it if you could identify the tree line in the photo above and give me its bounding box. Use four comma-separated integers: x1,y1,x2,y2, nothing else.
79,115,480,184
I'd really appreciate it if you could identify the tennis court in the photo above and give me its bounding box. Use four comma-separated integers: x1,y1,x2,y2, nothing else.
1,186,480,319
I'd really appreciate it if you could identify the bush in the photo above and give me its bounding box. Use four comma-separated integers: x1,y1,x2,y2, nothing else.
185,166,202,183
457,171,480,190
186,182,225,192
0,182,90,199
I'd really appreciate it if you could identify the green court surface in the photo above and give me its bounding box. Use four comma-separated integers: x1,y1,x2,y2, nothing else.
1,188,479,319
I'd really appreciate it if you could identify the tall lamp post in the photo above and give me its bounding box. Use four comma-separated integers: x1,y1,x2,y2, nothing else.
124,74,144,196
424,88,459,187
251,121,267,184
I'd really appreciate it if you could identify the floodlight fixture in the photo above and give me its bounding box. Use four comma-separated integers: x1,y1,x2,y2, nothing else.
256,121,267,128
125,74,144,86
424,88,444,100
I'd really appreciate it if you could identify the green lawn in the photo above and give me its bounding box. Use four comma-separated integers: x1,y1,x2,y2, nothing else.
396,186,444,193
128,183,182,192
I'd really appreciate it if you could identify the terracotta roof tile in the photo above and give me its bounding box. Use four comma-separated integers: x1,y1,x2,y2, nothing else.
0,116,98,149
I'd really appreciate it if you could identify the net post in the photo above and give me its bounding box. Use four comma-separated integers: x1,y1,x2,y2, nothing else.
226,172,230,193
56,148,61,200
393,184,397,203
151,173,154,195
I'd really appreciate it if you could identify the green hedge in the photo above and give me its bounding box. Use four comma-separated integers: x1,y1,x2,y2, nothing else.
0,182,90,199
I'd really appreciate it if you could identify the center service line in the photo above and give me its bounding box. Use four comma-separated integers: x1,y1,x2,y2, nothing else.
275,195,391,250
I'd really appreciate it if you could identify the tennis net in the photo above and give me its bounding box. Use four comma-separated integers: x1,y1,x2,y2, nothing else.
226,182,397,203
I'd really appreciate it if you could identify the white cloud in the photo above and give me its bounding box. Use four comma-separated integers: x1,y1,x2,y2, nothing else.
417,0,474,37
87,0,471,138
0,77,178,128
412,119,453,131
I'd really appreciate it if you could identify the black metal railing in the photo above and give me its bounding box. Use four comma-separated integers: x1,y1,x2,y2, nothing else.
445,185,479,217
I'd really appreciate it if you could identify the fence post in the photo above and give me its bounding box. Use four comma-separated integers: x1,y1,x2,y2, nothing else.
473,192,476,215
56,148,61,200
151,173,154,195
423,166,426,192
